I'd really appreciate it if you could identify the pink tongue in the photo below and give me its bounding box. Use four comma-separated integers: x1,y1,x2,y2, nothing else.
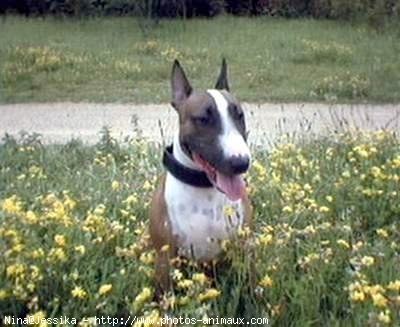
216,173,246,201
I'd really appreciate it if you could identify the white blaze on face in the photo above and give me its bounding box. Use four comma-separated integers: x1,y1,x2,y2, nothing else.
206,89,250,160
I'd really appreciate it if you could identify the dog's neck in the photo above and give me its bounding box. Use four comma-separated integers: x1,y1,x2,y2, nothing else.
172,131,201,171
164,132,245,262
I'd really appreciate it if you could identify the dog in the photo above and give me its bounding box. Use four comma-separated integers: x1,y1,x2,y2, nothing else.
149,59,252,292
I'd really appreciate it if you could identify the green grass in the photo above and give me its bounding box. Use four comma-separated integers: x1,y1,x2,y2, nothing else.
0,15,400,104
1,129,400,326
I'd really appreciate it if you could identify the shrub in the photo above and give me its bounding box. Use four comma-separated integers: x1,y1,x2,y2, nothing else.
0,0,223,17
2,46,88,85
1,0,399,20
293,39,353,64
311,72,371,101
225,0,400,20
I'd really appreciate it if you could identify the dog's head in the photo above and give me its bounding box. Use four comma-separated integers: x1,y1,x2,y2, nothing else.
171,59,250,201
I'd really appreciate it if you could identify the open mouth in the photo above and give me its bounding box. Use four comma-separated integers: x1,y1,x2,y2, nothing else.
193,153,246,201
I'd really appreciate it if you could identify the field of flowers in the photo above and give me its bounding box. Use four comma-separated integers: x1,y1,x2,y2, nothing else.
1,129,400,326
1,17,400,104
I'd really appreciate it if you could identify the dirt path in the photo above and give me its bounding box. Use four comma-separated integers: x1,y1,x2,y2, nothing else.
1,103,399,145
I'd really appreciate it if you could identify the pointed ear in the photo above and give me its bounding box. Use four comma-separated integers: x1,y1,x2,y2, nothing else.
215,58,229,91
171,60,192,109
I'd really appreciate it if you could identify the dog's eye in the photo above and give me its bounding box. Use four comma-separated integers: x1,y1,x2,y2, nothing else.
237,111,244,121
193,115,211,126
193,107,213,126
231,104,244,122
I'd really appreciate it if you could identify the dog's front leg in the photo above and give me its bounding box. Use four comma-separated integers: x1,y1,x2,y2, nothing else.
155,250,173,296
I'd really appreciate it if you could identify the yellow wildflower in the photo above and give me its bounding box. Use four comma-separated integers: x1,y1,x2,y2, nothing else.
178,296,190,306
319,206,330,213
124,194,138,206
349,291,365,302
198,288,221,302
140,252,154,265
258,234,274,246
17,174,26,180
192,273,208,285
259,275,273,288
93,204,106,215
74,245,86,255
48,248,67,262
143,180,152,191
223,205,235,217
12,243,24,253
352,241,364,251
371,293,388,308
221,239,231,251
371,166,384,179
71,286,87,299
303,225,316,235
282,206,293,213
325,195,333,203
0,290,9,300
25,210,39,224
353,145,369,158
172,269,183,281
27,311,47,326
54,234,66,247
376,228,389,239
30,265,41,280
360,256,375,267
237,226,251,238
377,311,391,324
271,304,283,317
337,239,350,249
133,309,161,327
120,209,129,217
253,160,267,177
365,284,385,295
31,248,45,259
342,170,351,178
133,287,153,311
98,284,113,296
2,195,23,214
63,195,76,211
70,271,79,281
111,181,121,191
6,263,25,278
387,280,400,292
177,279,194,289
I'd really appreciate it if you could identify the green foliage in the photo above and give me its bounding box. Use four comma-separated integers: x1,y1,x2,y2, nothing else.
293,39,354,64
0,0,222,17
1,130,400,325
2,45,87,85
311,72,371,101
1,16,399,104
226,0,400,22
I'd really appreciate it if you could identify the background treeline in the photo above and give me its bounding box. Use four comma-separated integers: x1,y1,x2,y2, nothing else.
1,0,399,20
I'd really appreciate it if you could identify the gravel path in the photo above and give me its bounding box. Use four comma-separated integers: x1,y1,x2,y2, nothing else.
1,103,399,146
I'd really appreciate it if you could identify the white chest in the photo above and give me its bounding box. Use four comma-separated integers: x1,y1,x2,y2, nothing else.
164,173,244,261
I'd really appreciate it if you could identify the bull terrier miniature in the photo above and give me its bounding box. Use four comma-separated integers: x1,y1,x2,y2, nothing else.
149,59,252,292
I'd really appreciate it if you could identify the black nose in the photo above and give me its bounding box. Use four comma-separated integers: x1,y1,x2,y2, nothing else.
229,155,250,175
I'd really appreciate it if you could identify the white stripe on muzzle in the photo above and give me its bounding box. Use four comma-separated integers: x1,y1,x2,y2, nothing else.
206,89,250,160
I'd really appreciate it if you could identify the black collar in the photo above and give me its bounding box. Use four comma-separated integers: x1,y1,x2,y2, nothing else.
162,145,213,188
